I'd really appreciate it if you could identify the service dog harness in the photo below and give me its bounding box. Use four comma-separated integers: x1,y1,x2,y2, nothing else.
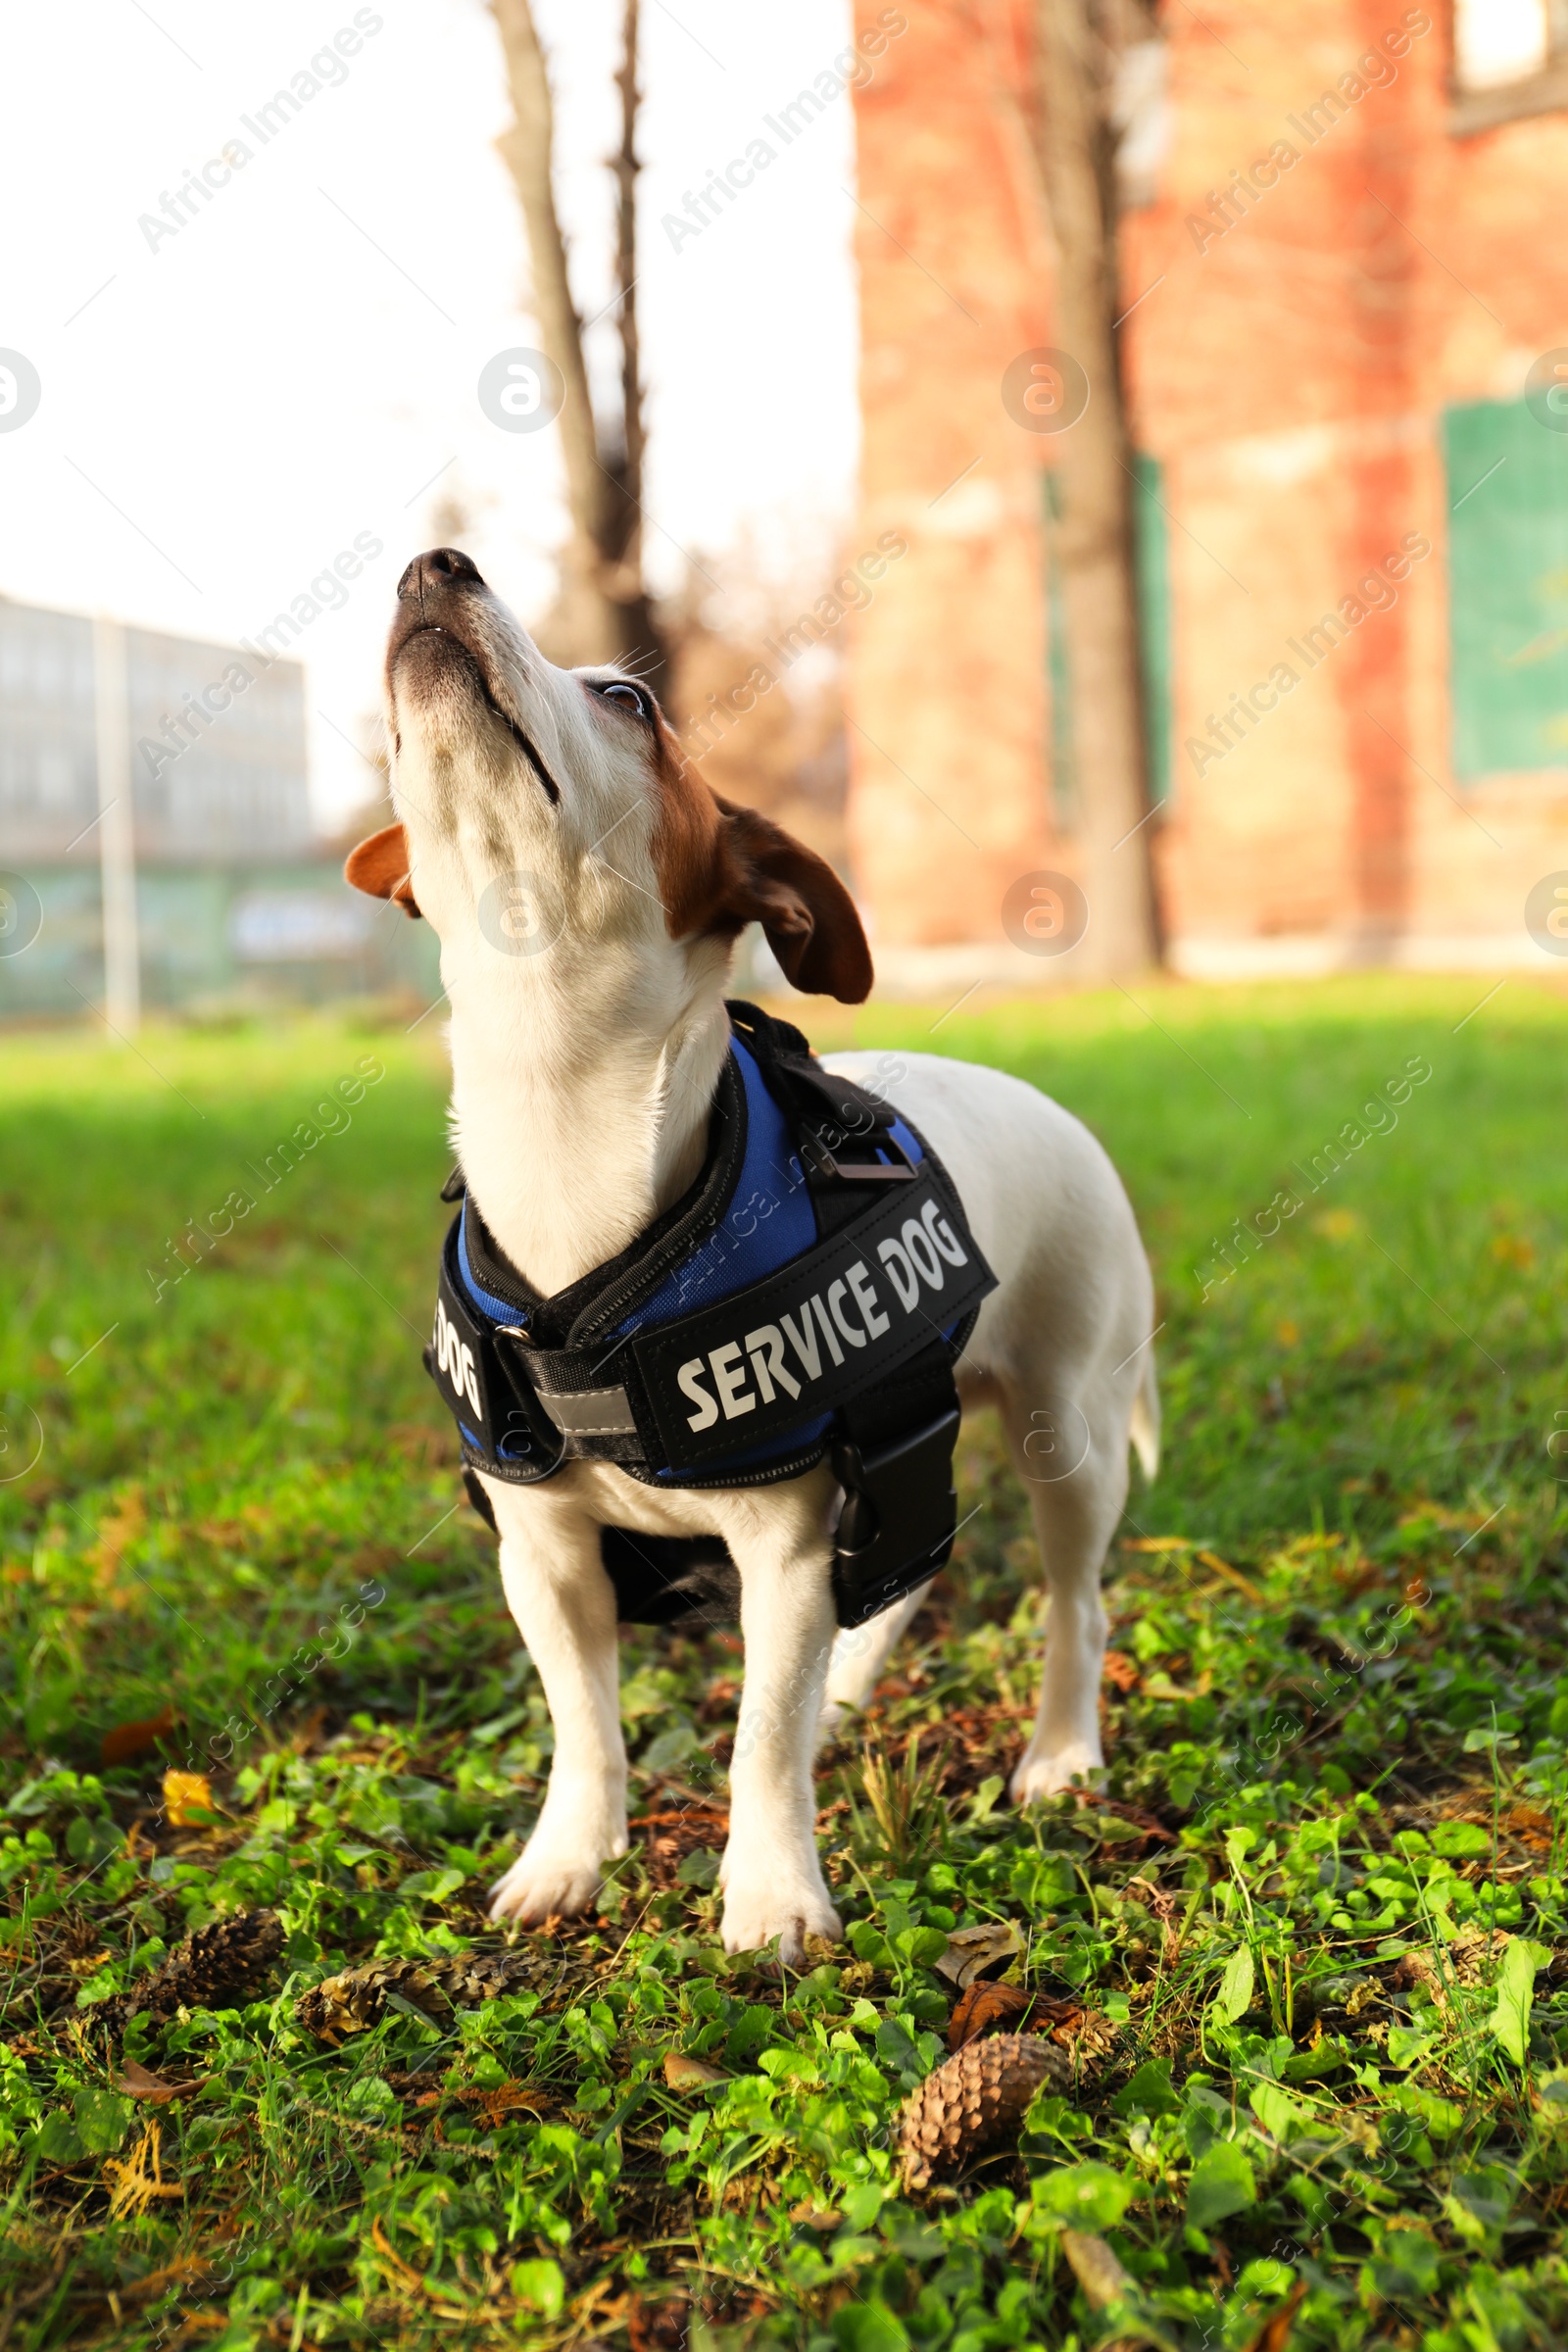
426,1003,996,1631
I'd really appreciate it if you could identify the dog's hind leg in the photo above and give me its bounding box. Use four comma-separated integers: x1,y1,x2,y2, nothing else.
1001,1383,1133,1803
816,1580,934,1744
485,1493,630,1925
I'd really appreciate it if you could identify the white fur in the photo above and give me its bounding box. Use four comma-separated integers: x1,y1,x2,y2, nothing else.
375,552,1158,1965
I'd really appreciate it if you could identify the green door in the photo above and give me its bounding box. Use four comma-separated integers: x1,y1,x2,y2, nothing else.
1041,454,1173,812
1446,398,1568,779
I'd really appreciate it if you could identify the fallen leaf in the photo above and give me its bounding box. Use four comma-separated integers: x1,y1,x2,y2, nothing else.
467,2079,545,2125
113,2059,209,2104
369,2217,427,2291
161,1770,214,1827
933,1919,1024,1987
948,1980,1087,2050
101,1705,175,1767
1060,2228,1136,2308
628,2297,694,2352
103,2123,185,2219
662,2052,729,2088
949,1980,1035,2049
1102,1650,1140,1692
1197,1550,1264,1600
788,2200,841,2230
1243,2282,1307,2352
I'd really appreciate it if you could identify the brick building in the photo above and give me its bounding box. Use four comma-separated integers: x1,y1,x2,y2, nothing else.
847,0,1568,985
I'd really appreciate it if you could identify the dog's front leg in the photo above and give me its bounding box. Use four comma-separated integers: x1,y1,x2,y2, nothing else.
720,1495,842,1966
486,1495,628,1926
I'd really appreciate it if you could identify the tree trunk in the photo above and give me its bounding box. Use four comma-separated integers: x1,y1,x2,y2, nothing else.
604,0,667,695
490,0,666,690
1033,0,1159,975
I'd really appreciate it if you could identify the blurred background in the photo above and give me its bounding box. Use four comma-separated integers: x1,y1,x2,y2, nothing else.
2,0,1566,1019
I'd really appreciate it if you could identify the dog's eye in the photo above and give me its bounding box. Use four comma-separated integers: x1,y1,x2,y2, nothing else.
596,681,649,719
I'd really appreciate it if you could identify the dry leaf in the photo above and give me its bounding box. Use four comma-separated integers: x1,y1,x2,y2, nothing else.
466,2079,545,2125
788,2200,841,2230
933,1919,1024,1987
948,1981,1086,2051
101,1705,175,1766
628,2295,696,2352
369,2217,427,2291
949,1980,1035,2049
1243,2283,1306,2352
662,2052,729,2088
104,2123,185,2219
1197,1549,1264,1600
161,1770,214,1827
113,2058,209,2103
1060,2229,1136,2309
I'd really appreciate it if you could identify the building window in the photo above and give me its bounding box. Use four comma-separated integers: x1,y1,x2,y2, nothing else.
1451,0,1568,131
1446,398,1568,780
1456,0,1549,87
1111,38,1170,213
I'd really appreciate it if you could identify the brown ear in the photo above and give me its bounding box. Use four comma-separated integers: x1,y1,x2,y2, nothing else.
344,822,420,918
649,716,871,1000
709,796,872,1002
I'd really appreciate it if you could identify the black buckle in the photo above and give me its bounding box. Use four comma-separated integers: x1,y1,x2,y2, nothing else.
830,1406,960,1629
801,1125,919,1185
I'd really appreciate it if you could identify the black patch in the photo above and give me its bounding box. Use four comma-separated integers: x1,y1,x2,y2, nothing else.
600,1528,741,1627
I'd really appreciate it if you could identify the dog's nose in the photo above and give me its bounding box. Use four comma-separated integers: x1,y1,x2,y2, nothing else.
396,547,487,602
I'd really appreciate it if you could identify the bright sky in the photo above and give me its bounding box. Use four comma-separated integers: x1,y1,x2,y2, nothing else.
0,0,859,827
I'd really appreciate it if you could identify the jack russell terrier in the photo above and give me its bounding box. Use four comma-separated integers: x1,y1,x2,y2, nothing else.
346,547,1158,1965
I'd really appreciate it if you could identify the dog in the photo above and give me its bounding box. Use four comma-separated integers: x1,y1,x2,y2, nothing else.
345,546,1158,1965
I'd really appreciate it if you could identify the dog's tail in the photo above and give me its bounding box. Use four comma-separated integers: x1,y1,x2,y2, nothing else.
1129,1342,1160,1483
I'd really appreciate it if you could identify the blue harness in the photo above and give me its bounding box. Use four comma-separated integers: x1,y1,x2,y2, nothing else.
426,1003,996,1629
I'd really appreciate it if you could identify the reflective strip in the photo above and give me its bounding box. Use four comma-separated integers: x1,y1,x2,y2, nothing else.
536,1385,638,1437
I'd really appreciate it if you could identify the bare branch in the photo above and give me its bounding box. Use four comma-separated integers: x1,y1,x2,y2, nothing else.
490,0,615,657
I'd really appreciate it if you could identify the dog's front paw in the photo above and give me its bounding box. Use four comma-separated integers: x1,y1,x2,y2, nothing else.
488,1828,625,1927
720,1867,842,1968
1009,1741,1102,1805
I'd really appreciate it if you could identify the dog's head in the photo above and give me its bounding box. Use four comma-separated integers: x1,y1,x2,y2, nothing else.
345,548,871,1004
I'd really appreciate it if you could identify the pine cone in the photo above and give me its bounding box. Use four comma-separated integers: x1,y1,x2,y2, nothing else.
95,1910,284,2040
296,1951,535,2043
899,2033,1070,2187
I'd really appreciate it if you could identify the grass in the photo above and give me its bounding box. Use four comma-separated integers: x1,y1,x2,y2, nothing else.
3,972,1568,2349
